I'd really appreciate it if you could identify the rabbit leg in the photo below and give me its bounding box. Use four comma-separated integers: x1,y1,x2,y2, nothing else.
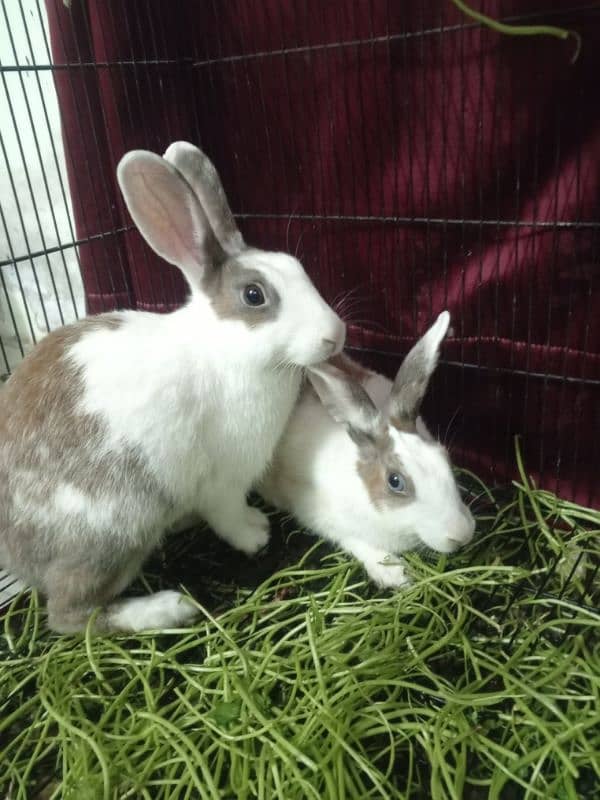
48,590,199,634
96,591,199,633
45,555,198,634
202,496,270,556
343,539,411,588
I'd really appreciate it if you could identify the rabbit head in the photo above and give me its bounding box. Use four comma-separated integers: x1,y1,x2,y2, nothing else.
117,142,345,367
307,311,475,555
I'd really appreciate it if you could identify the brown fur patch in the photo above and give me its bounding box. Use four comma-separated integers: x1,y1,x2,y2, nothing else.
0,314,172,621
164,140,244,256
301,353,372,406
329,353,372,385
355,427,415,509
389,336,437,425
389,414,417,434
0,315,122,440
201,260,280,326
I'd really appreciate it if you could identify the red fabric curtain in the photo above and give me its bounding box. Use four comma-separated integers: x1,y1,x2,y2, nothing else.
45,0,600,506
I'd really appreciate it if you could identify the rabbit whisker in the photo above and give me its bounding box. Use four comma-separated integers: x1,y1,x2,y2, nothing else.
335,297,371,319
332,285,362,310
443,406,462,448
332,284,373,315
294,229,306,260
285,208,299,253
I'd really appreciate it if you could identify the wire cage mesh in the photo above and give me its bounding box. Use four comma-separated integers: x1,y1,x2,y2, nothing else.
0,1,599,616
1,5,599,799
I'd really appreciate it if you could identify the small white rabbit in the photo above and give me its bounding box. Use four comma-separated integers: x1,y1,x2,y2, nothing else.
0,142,345,633
259,311,474,587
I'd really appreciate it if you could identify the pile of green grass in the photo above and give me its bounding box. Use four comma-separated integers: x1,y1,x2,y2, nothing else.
1,454,598,799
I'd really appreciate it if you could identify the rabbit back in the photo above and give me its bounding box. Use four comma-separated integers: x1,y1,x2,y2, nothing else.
0,315,174,592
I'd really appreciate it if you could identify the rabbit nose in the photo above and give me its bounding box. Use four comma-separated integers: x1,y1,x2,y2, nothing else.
322,338,339,356
323,320,346,356
447,513,475,546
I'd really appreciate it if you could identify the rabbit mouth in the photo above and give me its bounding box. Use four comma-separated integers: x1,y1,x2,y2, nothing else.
306,335,346,365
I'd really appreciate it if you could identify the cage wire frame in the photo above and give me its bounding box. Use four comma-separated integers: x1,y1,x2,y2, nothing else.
0,1,599,616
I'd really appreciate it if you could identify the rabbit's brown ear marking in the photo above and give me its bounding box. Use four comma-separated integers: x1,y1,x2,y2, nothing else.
163,141,244,256
117,151,226,292
388,311,450,427
389,413,418,434
328,352,371,385
161,143,281,327
307,361,380,439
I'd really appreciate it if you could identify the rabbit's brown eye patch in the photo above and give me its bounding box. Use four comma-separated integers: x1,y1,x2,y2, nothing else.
202,262,280,325
356,458,415,509
354,428,415,509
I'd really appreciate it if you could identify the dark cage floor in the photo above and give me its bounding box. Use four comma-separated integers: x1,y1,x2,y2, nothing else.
0,458,598,800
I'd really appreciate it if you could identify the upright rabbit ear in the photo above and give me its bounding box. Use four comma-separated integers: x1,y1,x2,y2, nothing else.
117,150,225,291
163,141,244,256
388,311,451,430
307,362,381,446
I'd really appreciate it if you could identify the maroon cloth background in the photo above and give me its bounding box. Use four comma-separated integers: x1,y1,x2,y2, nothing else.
45,1,600,506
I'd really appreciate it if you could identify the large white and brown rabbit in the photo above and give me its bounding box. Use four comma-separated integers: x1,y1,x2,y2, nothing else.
259,311,475,586
0,142,345,633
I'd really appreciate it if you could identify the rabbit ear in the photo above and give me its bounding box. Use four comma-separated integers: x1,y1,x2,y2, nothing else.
117,150,225,290
307,362,381,445
388,311,450,429
163,141,244,256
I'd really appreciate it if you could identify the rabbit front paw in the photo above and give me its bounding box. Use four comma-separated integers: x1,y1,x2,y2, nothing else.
365,555,412,588
108,590,200,632
344,540,412,588
235,506,270,555
205,501,270,555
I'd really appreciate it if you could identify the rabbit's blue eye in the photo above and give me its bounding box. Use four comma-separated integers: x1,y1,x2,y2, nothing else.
243,283,265,307
387,472,406,493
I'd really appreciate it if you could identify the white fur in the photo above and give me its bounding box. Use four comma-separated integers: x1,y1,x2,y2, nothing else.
66,148,344,559
107,590,199,632
53,483,125,537
0,143,345,634
259,361,474,588
54,483,89,516
68,300,303,534
341,539,411,588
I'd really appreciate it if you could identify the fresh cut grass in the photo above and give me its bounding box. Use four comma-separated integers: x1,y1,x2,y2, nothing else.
1,445,599,799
